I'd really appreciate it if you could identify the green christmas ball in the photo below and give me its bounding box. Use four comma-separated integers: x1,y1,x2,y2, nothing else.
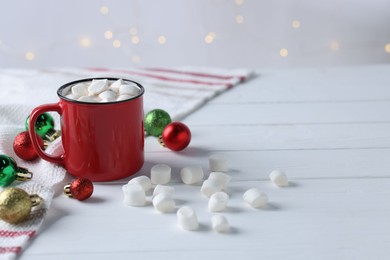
144,109,172,137
0,155,17,187
25,113,55,139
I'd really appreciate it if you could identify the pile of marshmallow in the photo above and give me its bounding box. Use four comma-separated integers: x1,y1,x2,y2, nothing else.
122,154,289,233
64,79,140,102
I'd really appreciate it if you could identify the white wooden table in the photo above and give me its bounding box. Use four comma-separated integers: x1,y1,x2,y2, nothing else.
21,64,390,259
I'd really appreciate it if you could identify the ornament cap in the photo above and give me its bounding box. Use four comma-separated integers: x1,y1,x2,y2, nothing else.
16,171,33,182
45,129,61,142
29,194,42,207
63,184,72,198
158,135,166,147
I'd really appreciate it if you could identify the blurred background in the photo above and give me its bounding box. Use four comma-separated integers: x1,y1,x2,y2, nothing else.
0,0,390,69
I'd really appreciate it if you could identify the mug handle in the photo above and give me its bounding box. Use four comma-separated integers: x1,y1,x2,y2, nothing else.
29,103,64,165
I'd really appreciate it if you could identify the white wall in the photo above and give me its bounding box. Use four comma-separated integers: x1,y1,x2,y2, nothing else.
0,0,390,68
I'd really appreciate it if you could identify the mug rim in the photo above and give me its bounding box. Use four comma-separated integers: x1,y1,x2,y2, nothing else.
57,77,145,104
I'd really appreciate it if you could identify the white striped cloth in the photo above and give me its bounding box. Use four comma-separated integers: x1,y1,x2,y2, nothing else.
0,67,253,259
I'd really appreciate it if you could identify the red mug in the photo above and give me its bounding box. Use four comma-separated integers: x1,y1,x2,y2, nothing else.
29,78,145,182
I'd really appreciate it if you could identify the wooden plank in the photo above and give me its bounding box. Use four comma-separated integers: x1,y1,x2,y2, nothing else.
146,123,390,151
213,65,390,104
23,178,390,260
184,101,390,125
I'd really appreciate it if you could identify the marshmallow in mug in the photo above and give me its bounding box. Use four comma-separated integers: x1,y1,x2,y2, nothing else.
63,79,141,103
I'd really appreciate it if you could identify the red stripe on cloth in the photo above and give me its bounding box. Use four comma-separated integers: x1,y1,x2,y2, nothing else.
0,247,22,254
87,68,230,87
142,68,237,80
0,230,36,238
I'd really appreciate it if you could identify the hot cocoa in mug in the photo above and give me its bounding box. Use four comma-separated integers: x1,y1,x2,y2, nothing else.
29,78,145,182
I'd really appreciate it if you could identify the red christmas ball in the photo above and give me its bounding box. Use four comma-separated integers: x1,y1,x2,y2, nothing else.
65,178,94,201
13,131,44,161
161,122,191,151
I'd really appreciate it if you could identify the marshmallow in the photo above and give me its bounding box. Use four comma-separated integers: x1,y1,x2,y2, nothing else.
269,169,288,187
151,164,171,184
211,215,230,233
78,96,99,103
116,94,133,101
71,83,88,96
208,172,231,190
177,206,199,231
243,188,268,208
119,84,139,96
128,176,152,192
88,79,109,95
180,165,204,185
110,79,123,92
152,192,176,213
209,154,228,172
65,93,79,100
98,90,117,101
153,184,175,197
122,183,146,206
208,191,229,212
201,179,223,198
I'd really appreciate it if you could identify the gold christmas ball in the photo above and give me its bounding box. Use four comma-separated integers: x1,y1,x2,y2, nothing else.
0,187,33,224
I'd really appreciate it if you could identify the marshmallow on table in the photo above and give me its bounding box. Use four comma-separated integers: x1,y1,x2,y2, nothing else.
88,79,109,95
128,176,152,192
269,169,289,187
201,179,223,198
208,172,231,190
152,192,176,213
243,188,268,208
151,164,171,184
153,184,175,197
180,165,204,185
208,191,229,212
211,215,230,233
209,153,228,172
177,206,199,231
122,183,146,206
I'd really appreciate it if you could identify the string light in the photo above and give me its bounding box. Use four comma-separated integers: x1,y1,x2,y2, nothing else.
80,37,91,48
129,27,138,36
131,35,140,44
279,48,288,57
330,41,340,51
104,30,113,40
131,55,141,63
25,51,35,61
112,40,121,48
204,32,216,44
385,43,390,53
100,6,109,15
292,20,301,29
158,36,167,45
2,2,389,66
235,15,244,24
